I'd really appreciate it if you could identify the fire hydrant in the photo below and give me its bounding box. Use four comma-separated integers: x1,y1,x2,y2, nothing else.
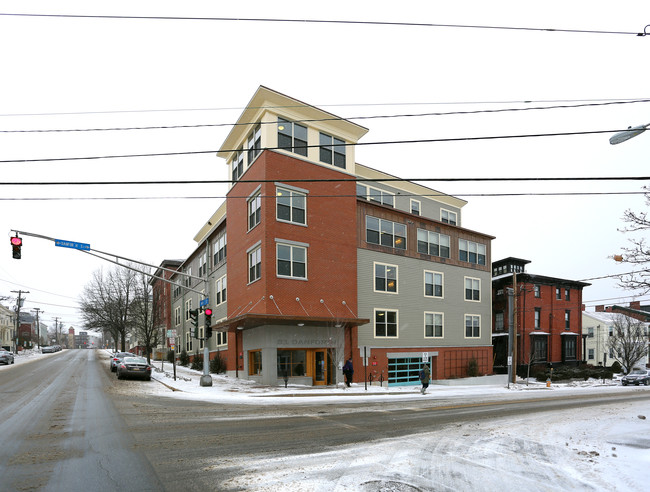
546,378,551,388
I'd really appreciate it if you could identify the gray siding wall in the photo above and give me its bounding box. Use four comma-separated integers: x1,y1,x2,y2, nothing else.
359,180,462,225
357,248,492,348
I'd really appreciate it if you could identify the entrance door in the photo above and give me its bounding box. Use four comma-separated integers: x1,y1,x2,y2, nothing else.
314,350,327,385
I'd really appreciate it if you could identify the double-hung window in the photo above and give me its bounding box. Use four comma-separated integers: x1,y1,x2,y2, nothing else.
174,307,181,326
366,216,406,249
277,243,307,279
464,277,480,302
374,263,397,293
247,124,262,163
425,312,443,338
277,186,306,225
248,191,261,230
424,271,443,298
465,315,480,338
185,331,192,352
410,199,421,215
459,239,486,265
319,132,346,168
441,209,457,225
184,299,192,321
565,310,570,330
232,150,244,182
213,233,227,266
215,275,227,305
495,311,504,331
375,309,398,338
198,253,207,277
534,285,541,298
248,246,261,283
278,118,307,156
417,229,450,258
535,308,541,329
357,184,395,207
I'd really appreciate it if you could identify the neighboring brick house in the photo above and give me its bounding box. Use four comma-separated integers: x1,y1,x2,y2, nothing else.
492,257,590,375
151,259,182,357
597,301,650,323
170,86,495,386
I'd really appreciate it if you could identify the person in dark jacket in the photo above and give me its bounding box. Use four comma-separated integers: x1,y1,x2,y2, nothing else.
420,364,430,394
342,358,354,387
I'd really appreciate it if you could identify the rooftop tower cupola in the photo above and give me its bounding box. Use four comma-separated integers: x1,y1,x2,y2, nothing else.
492,257,531,278
217,86,369,188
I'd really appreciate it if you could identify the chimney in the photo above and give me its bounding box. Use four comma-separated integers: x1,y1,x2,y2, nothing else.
595,305,605,312
629,301,641,310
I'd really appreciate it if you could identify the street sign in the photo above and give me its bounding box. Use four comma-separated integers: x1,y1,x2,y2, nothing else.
55,239,90,251
167,330,177,338
199,297,209,308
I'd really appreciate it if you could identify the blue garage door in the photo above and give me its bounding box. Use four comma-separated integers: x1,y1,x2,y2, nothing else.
388,356,431,386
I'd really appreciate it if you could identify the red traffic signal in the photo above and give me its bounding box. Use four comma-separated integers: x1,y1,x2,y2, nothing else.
204,308,213,316
11,235,22,259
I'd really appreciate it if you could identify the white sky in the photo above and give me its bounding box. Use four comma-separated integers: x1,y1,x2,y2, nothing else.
1,1,650,330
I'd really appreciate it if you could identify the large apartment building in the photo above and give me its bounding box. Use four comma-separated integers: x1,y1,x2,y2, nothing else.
170,86,494,386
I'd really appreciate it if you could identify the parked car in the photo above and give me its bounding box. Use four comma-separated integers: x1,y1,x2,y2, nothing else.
0,350,15,365
41,346,56,353
621,369,650,386
116,356,152,381
110,352,135,372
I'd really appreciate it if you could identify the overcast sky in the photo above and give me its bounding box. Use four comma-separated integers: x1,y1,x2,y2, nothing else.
1,1,650,331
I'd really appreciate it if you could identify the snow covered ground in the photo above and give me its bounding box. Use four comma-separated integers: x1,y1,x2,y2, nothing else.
4,349,649,491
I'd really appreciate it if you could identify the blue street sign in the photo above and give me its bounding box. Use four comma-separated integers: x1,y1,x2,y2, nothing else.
55,239,90,251
199,297,209,307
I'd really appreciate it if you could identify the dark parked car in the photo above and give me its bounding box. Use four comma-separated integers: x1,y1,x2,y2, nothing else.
116,356,152,381
622,369,650,386
0,350,15,365
110,352,135,372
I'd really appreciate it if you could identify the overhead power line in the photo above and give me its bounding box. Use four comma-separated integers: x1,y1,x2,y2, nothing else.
2,99,650,134
1,175,649,187
1,12,648,37
0,128,639,164
1,191,648,202
1,97,648,119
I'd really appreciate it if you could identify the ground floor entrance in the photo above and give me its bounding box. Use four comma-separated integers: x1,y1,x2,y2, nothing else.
275,348,334,385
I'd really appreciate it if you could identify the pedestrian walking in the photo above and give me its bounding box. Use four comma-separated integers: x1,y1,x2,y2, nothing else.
419,364,430,394
342,358,354,387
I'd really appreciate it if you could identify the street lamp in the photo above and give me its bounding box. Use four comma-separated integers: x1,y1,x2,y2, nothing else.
609,122,650,145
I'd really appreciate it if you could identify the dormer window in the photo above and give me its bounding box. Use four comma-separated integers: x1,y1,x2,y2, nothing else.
278,118,307,157
319,132,346,168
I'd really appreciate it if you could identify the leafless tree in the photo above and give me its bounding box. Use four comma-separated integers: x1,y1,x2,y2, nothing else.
606,314,649,373
80,266,137,352
617,188,650,293
129,268,160,363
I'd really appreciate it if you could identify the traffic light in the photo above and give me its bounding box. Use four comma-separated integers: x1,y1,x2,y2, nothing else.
189,308,199,338
204,308,213,339
11,235,22,259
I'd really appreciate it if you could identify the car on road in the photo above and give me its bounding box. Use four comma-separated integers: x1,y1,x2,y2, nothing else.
0,350,15,365
116,356,152,381
110,352,136,372
621,368,650,386
41,346,56,353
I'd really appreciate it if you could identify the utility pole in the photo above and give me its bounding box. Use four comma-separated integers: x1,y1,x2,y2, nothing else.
11,290,29,354
53,317,61,345
512,272,518,385
31,308,43,349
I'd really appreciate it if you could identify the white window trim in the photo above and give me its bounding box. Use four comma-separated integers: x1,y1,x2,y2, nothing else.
424,270,444,299
174,306,181,327
276,242,308,280
424,311,444,338
184,299,192,321
374,308,399,339
373,261,399,295
248,246,262,284
464,314,481,339
440,208,458,225
464,276,481,303
410,199,421,216
215,275,227,306
276,185,308,227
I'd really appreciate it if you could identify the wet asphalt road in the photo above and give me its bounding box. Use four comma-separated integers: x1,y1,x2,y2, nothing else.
2,350,649,491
